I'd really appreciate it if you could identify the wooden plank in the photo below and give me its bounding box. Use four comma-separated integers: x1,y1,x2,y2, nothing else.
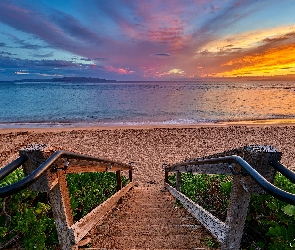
165,183,229,244
65,165,131,174
166,163,231,175
56,171,74,226
64,159,131,171
70,182,134,244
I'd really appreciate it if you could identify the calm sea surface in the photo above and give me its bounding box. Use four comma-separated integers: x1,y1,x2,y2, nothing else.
0,80,295,127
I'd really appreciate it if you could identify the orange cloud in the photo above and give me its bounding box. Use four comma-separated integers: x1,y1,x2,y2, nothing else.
216,44,295,77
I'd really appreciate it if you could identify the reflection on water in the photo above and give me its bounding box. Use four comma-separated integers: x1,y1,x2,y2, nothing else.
200,86,295,120
0,81,294,124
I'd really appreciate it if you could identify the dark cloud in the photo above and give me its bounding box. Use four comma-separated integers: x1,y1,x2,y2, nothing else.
32,52,54,58
6,33,47,50
0,42,6,47
0,3,107,59
80,58,92,61
0,51,13,56
153,53,172,58
263,32,295,44
218,46,242,53
50,10,104,45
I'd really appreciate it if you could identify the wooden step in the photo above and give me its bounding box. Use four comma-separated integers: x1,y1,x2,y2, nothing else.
91,234,207,249
95,223,202,237
90,186,214,249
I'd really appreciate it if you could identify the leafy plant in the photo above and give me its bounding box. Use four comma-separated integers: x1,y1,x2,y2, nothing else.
169,172,295,249
0,168,130,249
0,169,58,250
66,172,129,221
245,173,295,249
169,173,232,220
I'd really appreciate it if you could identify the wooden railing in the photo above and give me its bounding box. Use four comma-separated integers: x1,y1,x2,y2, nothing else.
0,144,134,250
164,145,295,250
2,144,295,249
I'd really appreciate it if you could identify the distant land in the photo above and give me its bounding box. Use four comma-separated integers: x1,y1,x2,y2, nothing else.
0,77,117,83
1,75,295,84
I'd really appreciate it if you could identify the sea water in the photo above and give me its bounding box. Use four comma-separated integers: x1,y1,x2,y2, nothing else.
0,80,295,128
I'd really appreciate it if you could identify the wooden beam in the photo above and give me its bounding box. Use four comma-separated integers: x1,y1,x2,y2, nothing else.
69,182,133,244
166,163,232,175
165,183,229,244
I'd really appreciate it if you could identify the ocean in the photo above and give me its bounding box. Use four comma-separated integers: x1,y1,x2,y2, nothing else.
0,80,295,128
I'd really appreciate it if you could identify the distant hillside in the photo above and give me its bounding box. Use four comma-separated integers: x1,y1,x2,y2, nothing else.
1,77,117,83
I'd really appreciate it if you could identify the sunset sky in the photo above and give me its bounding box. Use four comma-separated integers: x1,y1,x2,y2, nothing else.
0,0,295,81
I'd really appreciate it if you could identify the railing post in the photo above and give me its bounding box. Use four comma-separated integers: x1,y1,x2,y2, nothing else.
116,170,122,191
165,171,169,184
19,144,58,192
222,145,282,249
128,162,134,182
223,173,251,249
128,169,132,182
176,171,181,191
19,144,76,250
49,170,76,250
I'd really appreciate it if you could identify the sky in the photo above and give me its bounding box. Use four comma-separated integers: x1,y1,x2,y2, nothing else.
0,0,295,81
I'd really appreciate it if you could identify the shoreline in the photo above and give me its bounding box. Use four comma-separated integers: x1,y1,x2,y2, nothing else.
1,118,295,134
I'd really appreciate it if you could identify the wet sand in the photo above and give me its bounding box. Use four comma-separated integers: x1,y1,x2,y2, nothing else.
1,123,295,184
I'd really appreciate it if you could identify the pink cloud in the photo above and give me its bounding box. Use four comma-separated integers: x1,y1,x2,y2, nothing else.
104,66,135,74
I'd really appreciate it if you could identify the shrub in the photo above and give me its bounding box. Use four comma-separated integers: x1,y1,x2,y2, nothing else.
0,169,129,249
168,172,295,249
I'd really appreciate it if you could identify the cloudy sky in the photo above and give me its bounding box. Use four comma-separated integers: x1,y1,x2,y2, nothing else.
0,0,295,81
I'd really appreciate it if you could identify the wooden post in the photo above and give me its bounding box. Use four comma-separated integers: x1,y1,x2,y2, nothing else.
129,169,133,182
116,170,122,191
222,145,282,249
222,174,251,249
176,171,181,191
19,144,76,249
165,171,169,184
49,170,76,250
19,144,59,192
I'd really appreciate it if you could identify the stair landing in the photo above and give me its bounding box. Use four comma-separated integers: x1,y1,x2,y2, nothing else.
90,185,216,249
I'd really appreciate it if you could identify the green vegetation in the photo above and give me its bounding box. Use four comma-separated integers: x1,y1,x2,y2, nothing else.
169,172,295,249
0,169,129,249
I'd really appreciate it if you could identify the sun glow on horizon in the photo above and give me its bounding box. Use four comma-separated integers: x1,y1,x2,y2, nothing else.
213,44,295,77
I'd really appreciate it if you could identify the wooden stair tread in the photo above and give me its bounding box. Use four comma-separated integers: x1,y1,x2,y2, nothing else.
90,185,214,249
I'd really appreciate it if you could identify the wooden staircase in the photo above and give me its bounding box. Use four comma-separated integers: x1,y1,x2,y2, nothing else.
90,185,214,249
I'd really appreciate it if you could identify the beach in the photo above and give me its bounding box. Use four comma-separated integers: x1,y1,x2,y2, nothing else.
1,123,295,184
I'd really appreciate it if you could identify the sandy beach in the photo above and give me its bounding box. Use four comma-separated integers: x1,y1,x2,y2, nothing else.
1,123,295,185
